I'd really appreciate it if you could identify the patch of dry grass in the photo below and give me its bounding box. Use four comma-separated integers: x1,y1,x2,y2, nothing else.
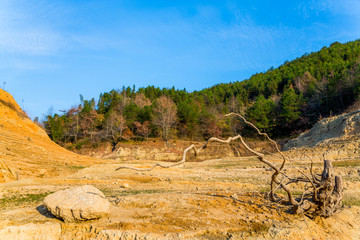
0,192,52,208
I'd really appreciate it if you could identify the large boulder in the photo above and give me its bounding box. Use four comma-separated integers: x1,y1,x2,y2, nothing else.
43,185,110,222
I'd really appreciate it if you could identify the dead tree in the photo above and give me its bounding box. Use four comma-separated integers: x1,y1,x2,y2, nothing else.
115,113,343,217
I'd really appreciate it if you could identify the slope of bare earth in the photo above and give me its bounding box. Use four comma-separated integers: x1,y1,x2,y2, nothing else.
1,89,360,239
284,110,360,160
0,89,107,182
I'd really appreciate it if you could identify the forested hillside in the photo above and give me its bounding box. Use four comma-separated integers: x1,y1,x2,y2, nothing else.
44,40,360,149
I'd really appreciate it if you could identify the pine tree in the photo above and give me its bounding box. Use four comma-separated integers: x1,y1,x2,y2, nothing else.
279,86,303,126
246,95,276,131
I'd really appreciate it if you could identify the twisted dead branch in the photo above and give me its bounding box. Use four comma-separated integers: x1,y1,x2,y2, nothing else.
115,113,343,217
115,144,195,171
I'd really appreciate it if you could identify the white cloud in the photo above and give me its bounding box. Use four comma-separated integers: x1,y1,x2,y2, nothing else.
316,0,360,16
1,0,358,74
0,0,63,57
6,58,61,71
0,30,62,56
0,1,290,73
306,0,360,42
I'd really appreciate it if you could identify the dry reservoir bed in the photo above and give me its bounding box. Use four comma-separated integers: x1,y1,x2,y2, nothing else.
1,156,360,239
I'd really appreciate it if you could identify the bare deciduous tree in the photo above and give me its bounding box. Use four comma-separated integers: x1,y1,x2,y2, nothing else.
134,93,151,109
79,110,99,139
106,111,127,142
152,96,177,141
294,71,316,94
134,121,150,140
65,106,81,142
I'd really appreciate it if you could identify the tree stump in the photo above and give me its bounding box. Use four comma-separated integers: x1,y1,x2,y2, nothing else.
316,160,343,217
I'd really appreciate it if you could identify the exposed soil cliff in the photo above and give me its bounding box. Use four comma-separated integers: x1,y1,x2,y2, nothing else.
76,138,277,163
285,110,360,149
0,89,106,183
284,110,360,160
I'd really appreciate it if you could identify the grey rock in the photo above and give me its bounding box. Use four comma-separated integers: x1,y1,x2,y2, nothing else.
43,185,110,222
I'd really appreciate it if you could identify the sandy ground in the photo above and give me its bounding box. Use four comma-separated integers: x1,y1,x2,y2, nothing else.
1,155,360,239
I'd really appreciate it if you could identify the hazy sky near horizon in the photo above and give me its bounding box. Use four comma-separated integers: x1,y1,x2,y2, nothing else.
1,0,360,119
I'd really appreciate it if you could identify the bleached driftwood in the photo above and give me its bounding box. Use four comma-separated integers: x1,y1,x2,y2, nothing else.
115,113,343,217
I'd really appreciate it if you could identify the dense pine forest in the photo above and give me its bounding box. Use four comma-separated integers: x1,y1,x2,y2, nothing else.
43,40,360,149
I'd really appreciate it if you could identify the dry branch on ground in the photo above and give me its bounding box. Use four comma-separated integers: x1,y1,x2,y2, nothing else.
115,113,343,217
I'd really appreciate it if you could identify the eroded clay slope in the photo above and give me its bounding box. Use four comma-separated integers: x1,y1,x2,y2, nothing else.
0,89,105,183
284,110,360,160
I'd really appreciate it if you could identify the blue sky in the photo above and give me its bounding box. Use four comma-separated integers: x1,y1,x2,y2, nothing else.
1,0,359,119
